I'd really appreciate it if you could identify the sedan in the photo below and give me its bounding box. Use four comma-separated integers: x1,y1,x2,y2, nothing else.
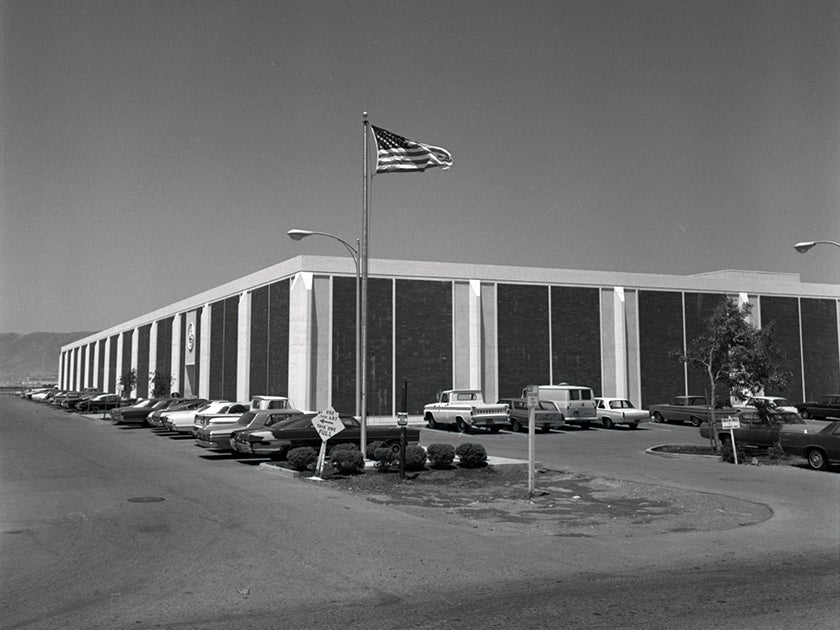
110,398,175,425
231,413,420,460
594,397,649,429
75,393,136,413
196,409,302,451
779,420,840,470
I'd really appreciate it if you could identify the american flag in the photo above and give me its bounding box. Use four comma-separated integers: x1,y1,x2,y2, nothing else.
372,126,453,174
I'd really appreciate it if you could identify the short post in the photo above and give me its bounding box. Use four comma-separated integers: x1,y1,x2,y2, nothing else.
397,412,408,480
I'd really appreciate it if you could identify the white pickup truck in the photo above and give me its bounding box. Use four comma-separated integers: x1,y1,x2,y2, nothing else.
424,389,509,433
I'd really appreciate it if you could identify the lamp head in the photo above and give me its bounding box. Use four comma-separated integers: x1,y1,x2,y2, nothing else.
794,241,816,253
287,229,313,241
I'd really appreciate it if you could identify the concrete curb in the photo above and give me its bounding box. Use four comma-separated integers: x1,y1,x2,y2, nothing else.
646,444,719,460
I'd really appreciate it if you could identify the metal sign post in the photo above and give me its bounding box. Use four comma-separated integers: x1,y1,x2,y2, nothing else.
525,385,539,497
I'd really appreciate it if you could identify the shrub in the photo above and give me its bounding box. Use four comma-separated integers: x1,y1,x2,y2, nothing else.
287,446,317,471
330,448,365,475
426,443,455,468
403,445,428,471
374,447,399,472
456,442,487,468
329,442,358,455
366,441,385,460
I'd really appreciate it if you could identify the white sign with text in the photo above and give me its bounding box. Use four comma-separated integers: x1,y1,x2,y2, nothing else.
312,407,344,441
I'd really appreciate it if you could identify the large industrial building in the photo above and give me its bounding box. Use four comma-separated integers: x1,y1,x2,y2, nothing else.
59,257,840,415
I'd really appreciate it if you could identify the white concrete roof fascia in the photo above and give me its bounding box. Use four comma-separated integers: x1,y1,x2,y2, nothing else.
61,255,839,351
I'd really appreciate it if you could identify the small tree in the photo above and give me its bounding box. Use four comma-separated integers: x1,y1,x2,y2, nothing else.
118,368,137,399
679,298,789,451
149,371,175,398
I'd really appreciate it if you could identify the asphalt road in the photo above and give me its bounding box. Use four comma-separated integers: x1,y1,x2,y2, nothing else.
1,398,838,629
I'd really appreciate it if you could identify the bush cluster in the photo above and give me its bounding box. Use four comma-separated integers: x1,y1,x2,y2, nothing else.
287,446,317,471
426,443,455,468
456,442,487,468
403,445,427,471
330,445,365,475
374,447,400,472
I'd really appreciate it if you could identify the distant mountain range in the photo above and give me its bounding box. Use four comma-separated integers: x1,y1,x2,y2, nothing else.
0,332,94,384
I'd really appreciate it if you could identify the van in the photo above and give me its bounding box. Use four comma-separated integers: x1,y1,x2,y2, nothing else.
523,384,597,429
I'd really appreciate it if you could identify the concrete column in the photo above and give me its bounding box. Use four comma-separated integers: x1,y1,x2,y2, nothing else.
171,314,182,396
468,280,482,389
103,337,111,394
149,321,158,384
288,272,314,412
237,291,251,401
613,287,627,399
199,305,211,398
130,328,139,398
115,334,124,396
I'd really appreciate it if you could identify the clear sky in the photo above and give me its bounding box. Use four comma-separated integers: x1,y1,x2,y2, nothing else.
1,0,838,334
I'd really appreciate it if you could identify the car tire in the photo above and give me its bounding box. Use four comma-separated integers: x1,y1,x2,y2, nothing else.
489,426,500,434
653,412,665,423
426,415,437,429
800,409,811,419
807,448,829,471
690,416,702,428
510,419,522,433
456,418,471,434
628,422,638,429
541,426,551,433
602,417,613,429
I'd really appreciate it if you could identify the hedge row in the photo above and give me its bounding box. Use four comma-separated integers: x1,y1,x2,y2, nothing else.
284,442,488,475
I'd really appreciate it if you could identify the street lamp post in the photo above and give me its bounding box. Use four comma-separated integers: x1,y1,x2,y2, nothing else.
794,240,840,253
287,229,362,432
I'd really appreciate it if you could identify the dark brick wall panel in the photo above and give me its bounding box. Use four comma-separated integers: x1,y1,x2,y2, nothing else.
223,296,239,401
683,293,728,399
497,284,550,398
267,280,289,397
365,278,393,416
760,296,802,402
395,279,452,414
120,330,133,394
109,335,119,393
249,286,269,397
800,298,839,401
97,339,106,391
551,286,602,394
639,291,684,408
331,277,357,415
194,308,202,393
209,302,225,399
178,313,186,394
136,324,151,398
156,317,173,381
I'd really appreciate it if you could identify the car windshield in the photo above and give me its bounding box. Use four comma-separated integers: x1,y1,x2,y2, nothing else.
774,412,804,425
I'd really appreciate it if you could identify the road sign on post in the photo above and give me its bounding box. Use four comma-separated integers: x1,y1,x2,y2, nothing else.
721,416,740,465
524,385,538,496
310,407,344,480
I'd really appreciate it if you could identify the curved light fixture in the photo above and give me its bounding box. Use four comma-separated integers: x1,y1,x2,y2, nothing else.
794,240,840,254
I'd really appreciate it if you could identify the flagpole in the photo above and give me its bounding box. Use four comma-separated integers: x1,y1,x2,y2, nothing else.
360,112,370,453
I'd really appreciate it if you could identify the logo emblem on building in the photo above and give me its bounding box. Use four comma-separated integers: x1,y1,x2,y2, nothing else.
187,322,195,352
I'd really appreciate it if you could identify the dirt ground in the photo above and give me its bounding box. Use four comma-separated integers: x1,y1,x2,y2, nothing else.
320,464,773,537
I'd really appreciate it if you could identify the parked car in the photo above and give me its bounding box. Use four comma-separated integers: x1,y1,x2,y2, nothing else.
76,393,136,413
699,409,809,449
231,413,420,460
147,399,208,427
196,409,302,451
50,390,80,408
249,395,294,411
61,390,101,410
111,398,173,425
424,389,509,433
735,395,799,415
779,420,840,470
164,400,231,433
796,395,840,420
191,401,253,438
649,396,737,427
497,397,565,433
594,397,649,429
